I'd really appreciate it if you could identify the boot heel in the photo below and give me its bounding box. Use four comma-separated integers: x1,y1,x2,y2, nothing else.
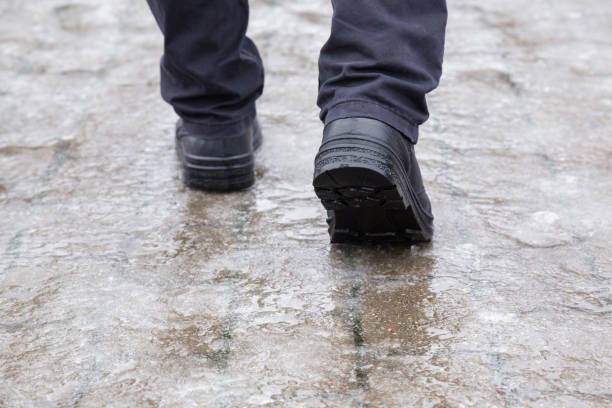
175,119,262,192
181,159,255,192
313,137,429,243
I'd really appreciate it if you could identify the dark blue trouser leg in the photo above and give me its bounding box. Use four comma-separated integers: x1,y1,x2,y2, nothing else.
146,0,264,138
146,1,446,143
318,0,448,143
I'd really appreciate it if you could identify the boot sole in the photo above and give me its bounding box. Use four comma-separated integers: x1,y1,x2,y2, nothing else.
313,137,431,244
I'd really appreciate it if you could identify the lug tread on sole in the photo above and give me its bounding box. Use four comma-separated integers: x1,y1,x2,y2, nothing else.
315,186,405,210
314,167,426,244
328,227,425,244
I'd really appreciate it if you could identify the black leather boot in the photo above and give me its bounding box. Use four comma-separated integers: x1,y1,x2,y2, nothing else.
313,117,434,243
175,119,262,191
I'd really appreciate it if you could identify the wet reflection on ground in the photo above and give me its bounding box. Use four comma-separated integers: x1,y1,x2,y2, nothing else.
329,248,440,393
1,0,611,406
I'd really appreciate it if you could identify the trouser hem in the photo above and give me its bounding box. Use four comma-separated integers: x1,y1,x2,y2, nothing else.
180,108,256,139
323,100,419,144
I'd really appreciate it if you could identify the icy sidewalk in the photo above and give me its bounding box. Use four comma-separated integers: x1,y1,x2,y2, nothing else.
0,0,611,407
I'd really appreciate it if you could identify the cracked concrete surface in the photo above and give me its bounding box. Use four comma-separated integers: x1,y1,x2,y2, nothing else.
1,0,611,407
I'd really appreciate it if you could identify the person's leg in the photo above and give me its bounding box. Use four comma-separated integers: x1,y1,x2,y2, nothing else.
313,0,447,243
146,0,264,138
146,0,265,191
317,0,447,143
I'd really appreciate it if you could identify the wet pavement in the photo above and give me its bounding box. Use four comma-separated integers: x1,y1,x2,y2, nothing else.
1,0,611,406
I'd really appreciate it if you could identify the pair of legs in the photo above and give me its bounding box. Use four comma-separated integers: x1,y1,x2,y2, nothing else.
146,0,447,243
146,0,447,143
